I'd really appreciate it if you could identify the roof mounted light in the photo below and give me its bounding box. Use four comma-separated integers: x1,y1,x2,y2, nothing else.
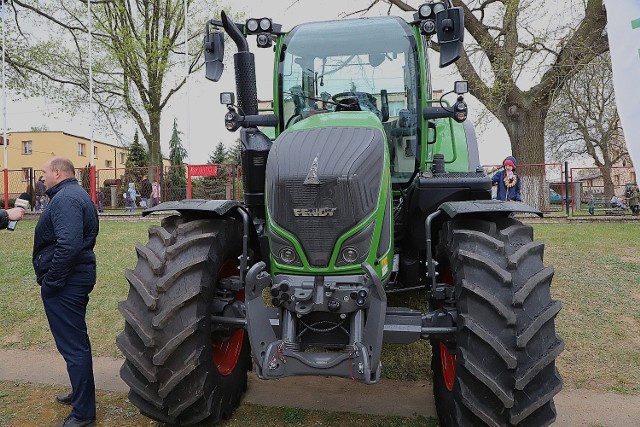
245,18,259,33
259,18,272,32
256,33,272,48
246,17,272,34
418,4,432,19
433,2,446,15
421,19,437,35
415,2,448,34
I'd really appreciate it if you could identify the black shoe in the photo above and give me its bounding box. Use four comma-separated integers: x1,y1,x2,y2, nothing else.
56,415,96,427
55,392,73,405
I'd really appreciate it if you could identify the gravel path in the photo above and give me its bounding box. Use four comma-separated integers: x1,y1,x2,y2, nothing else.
1,349,639,426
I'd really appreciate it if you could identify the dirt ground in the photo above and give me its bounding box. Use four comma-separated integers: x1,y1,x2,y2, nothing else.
1,349,639,426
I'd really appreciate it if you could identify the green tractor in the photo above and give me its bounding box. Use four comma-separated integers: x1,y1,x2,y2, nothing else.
117,2,564,426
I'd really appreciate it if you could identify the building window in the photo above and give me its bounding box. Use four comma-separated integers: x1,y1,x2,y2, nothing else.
22,140,32,155
22,168,30,181
78,143,86,156
120,152,126,164
94,146,98,156
105,160,113,168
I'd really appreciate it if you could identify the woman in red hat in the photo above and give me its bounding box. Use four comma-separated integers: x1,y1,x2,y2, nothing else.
491,156,522,201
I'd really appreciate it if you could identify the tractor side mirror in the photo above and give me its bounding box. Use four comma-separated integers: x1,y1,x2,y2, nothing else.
436,7,464,68
204,30,225,82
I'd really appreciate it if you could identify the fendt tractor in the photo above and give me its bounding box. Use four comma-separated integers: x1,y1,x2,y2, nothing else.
117,2,564,426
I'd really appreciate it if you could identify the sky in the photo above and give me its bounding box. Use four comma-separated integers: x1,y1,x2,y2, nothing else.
3,0,511,167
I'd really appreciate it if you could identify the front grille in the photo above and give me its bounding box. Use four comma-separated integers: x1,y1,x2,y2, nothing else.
267,127,385,267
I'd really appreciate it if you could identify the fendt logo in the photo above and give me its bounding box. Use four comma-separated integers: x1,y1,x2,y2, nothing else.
304,155,321,185
293,208,337,217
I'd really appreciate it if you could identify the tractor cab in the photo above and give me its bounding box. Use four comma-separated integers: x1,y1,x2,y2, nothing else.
277,17,420,184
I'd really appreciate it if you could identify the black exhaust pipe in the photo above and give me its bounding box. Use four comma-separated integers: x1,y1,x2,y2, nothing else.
221,11,258,116
221,11,268,218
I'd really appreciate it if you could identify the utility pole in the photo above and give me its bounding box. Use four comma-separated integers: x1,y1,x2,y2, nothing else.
88,0,96,203
2,0,8,210
184,0,190,165
2,0,7,171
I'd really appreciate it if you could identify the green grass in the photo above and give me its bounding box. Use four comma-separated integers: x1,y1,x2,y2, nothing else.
535,223,640,394
1,220,639,395
0,381,437,427
0,220,147,358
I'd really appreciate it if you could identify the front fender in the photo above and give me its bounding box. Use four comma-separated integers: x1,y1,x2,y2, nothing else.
142,199,243,217
438,200,542,218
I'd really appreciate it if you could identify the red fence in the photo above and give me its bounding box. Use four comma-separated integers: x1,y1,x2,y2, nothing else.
2,163,241,211
1,168,35,210
4,162,635,216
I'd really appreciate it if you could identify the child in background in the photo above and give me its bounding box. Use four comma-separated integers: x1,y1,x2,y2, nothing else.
491,156,522,201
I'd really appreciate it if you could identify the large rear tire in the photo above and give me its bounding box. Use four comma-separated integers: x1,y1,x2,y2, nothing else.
432,217,564,427
117,216,251,425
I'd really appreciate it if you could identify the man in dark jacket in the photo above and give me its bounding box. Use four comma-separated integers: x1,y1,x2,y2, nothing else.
140,174,152,208
33,157,99,427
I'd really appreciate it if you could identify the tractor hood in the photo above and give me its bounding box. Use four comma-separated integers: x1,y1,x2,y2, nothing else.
266,112,386,268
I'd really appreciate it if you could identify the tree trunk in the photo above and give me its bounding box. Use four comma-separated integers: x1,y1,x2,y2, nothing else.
148,112,162,182
602,164,614,201
500,104,549,210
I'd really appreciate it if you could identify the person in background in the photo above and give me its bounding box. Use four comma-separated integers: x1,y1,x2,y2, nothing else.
491,155,522,202
140,174,152,209
32,157,98,427
152,180,160,207
97,189,105,213
125,182,138,212
627,184,640,216
35,176,47,211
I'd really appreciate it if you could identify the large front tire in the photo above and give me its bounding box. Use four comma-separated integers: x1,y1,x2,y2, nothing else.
433,217,564,427
117,216,251,425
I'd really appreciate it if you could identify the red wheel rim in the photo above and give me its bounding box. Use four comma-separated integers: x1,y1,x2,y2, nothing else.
439,266,456,392
212,259,244,376
212,329,245,376
439,342,456,392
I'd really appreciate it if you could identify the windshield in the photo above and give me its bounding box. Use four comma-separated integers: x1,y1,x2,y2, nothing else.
279,17,420,182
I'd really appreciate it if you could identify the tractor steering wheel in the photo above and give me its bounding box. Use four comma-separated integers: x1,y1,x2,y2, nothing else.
332,91,377,106
332,91,381,118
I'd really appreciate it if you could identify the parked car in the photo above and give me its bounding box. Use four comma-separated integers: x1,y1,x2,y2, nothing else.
550,188,571,204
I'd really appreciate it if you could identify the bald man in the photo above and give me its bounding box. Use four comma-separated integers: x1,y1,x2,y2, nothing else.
32,157,99,427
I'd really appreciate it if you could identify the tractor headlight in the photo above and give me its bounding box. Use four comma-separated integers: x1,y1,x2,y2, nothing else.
335,221,374,267
279,247,297,264
341,247,359,264
270,229,303,266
